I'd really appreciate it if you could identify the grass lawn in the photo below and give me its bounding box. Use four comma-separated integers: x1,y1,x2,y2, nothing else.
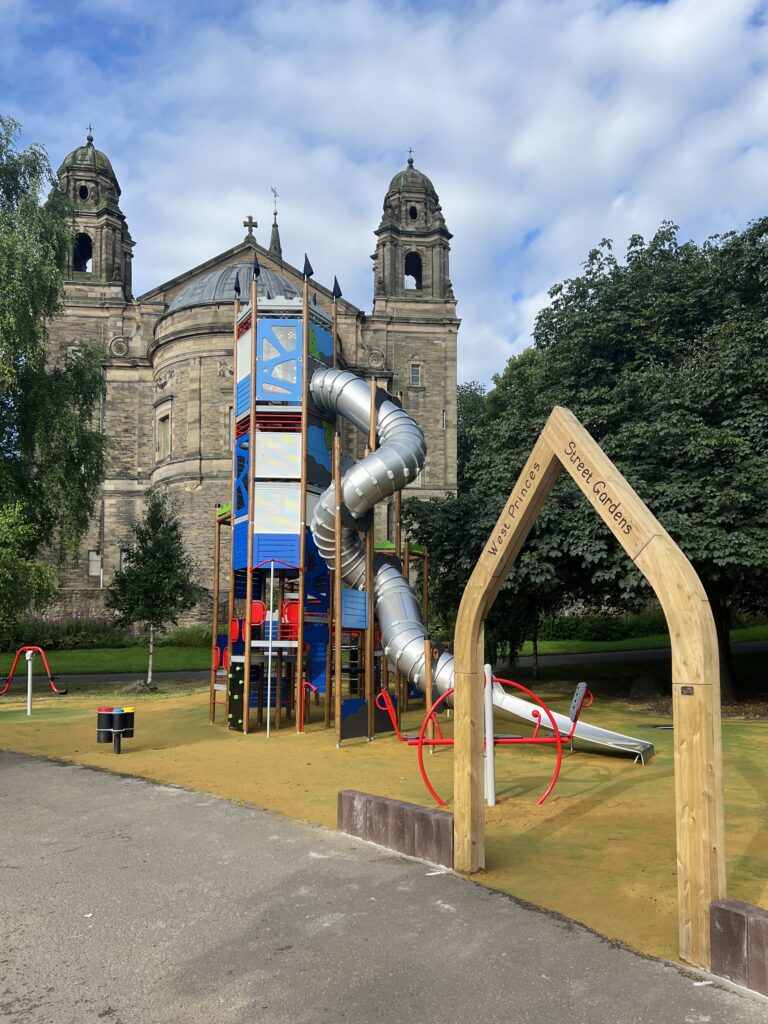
517,623,768,655
0,645,210,677
2,624,764,679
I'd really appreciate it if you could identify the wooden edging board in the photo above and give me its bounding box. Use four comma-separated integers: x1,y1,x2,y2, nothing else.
453,405,724,970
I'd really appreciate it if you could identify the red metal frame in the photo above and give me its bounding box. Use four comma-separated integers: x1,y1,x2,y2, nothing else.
1,646,67,696
376,676,595,808
301,679,319,730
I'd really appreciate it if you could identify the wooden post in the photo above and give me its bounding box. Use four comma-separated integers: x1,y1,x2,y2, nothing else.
242,274,259,734
296,272,310,733
333,429,343,745
226,294,241,726
403,539,411,713
365,377,376,739
394,404,403,727
324,582,333,729
422,548,429,631
275,574,284,730
453,405,724,970
209,508,222,723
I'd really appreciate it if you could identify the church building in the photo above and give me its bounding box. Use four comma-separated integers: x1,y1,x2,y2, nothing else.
48,133,459,617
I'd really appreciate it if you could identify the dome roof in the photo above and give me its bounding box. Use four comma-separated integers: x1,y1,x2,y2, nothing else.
58,133,119,186
386,156,437,198
167,261,302,314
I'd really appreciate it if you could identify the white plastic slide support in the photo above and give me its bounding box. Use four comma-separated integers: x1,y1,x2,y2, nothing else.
25,650,34,717
484,664,496,806
309,366,654,762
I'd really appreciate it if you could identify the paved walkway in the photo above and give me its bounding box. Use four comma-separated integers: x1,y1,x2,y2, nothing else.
1,751,765,1023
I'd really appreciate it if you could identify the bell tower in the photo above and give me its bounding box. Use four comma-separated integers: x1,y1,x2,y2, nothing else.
372,155,455,306
57,131,134,299
364,155,459,501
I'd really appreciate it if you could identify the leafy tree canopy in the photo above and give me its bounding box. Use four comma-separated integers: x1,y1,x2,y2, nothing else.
0,503,56,626
406,220,768,694
0,116,107,622
107,489,200,633
107,489,200,686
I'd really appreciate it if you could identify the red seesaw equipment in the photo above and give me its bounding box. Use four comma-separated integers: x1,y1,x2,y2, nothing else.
376,677,593,807
1,646,67,696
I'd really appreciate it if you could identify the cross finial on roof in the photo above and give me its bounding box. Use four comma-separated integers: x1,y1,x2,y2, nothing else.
243,214,257,240
87,123,94,145
407,147,414,166
270,186,279,218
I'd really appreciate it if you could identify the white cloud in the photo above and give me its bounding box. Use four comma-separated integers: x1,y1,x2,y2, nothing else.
4,0,768,383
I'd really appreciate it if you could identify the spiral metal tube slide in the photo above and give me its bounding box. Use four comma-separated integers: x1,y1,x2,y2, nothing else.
309,367,654,761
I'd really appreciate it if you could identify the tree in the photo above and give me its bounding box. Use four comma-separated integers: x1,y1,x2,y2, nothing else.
106,489,200,687
526,221,768,700
0,116,107,623
407,220,768,701
405,359,571,662
0,503,56,627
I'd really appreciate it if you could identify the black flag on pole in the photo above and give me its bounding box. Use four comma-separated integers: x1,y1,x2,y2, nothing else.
303,254,313,279
332,276,342,301
252,253,260,280
233,271,241,297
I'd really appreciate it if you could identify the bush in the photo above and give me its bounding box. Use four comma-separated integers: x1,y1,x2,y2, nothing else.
0,615,131,652
156,625,212,648
536,610,668,642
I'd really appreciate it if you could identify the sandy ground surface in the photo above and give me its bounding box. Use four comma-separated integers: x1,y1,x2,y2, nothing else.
1,686,767,964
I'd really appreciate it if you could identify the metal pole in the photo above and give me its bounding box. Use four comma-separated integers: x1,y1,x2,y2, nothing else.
26,651,34,716
267,560,275,738
484,664,496,806
276,574,284,730
423,638,434,752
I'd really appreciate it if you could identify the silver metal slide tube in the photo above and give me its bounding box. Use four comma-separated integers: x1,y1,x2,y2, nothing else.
309,366,654,760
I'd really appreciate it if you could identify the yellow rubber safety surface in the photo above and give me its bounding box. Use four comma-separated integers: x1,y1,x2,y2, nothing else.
1,687,766,964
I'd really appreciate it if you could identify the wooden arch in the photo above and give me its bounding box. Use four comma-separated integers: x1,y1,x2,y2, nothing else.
453,406,724,969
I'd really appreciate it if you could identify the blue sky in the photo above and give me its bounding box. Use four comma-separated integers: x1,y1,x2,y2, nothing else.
3,0,768,383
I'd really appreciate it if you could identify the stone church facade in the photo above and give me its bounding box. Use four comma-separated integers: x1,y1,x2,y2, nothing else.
49,134,459,617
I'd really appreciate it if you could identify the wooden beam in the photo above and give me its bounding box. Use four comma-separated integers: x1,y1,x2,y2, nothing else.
366,378,376,740
296,276,310,732
453,433,561,874
333,429,343,746
242,275,259,734
452,404,724,969
225,296,240,728
209,508,221,724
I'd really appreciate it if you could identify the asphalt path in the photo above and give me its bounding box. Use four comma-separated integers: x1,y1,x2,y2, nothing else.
1,750,766,1024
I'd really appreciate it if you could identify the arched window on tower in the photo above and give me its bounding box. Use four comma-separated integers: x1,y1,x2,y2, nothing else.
73,233,93,273
404,251,422,291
